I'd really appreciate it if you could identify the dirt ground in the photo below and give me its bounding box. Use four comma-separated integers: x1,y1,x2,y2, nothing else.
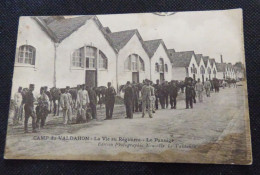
4,85,252,164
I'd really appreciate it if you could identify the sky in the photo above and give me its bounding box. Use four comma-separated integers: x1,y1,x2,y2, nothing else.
97,9,244,64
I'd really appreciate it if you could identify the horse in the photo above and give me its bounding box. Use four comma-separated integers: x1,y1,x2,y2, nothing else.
50,87,61,116
93,86,107,108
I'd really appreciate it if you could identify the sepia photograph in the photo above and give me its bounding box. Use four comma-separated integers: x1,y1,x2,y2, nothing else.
4,9,252,164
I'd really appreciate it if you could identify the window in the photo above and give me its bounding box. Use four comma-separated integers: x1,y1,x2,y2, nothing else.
208,68,211,74
125,54,145,72
72,47,84,67
155,63,159,72
17,45,36,65
99,51,108,69
140,58,145,71
159,58,164,72
86,46,96,69
200,66,205,74
165,64,168,72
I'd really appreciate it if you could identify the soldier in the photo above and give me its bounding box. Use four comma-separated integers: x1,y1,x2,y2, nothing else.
185,78,194,109
204,78,211,97
150,81,156,113
158,82,165,109
141,80,153,118
132,81,139,112
44,86,52,113
163,81,170,108
87,86,97,120
36,87,49,129
24,84,37,133
192,79,197,104
195,78,204,102
13,87,23,125
105,82,116,120
153,79,160,110
124,81,134,119
169,81,178,109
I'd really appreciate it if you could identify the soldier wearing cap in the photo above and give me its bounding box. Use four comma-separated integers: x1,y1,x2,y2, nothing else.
185,78,194,109
24,84,37,133
141,79,153,118
60,86,72,124
44,86,52,113
153,79,160,110
124,81,134,119
13,86,23,125
86,86,97,119
104,82,116,120
36,87,49,128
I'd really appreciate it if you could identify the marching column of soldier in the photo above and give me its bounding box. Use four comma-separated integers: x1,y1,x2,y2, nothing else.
12,76,238,133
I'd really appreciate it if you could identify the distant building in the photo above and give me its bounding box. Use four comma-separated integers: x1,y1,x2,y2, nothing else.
195,54,206,83
144,39,172,83
168,50,198,81
233,62,245,80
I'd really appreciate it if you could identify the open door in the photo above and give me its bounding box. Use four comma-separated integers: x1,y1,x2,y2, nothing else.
160,73,164,83
85,70,97,88
132,72,139,83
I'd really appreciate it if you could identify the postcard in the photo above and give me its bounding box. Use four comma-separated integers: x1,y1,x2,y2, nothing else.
4,9,252,164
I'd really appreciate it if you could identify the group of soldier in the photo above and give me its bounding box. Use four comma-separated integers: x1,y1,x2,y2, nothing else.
12,76,232,133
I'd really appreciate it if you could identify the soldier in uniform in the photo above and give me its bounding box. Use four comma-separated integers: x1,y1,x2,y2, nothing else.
60,87,72,125
158,82,165,109
87,86,97,120
185,78,194,109
13,87,23,125
204,78,212,97
36,87,50,129
24,84,37,133
163,81,170,108
169,81,178,109
132,81,139,112
124,81,134,119
191,79,197,104
44,86,52,113
105,82,116,120
141,80,153,118
153,79,160,110
195,78,204,102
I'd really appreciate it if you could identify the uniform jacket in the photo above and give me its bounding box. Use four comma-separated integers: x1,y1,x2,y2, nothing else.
169,84,178,97
204,81,211,89
24,90,35,108
105,87,116,103
60,93,72,109
77,90,90,107
88,89,97,105
141,85,154,101
185,85,195,98
195,83,204,92
14,92,23,106
124,85,134,104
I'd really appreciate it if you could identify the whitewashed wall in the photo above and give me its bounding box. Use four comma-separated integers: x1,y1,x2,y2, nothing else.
188,55,199,80
150,44,172,82
12,17,55,97
117,34,150,86
56,19,117,89
171,67,186,81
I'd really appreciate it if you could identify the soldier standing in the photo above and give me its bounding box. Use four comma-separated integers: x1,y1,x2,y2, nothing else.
141,80,153,118
169,81,178,109
132,81,139,112
36,87,49,128
24,84,37,133
13,87,23,125
158,82,165,109
204,78,211,97
185,79,194,109
154,79,160,110
105,82,116,120
195,78,204,102
87,86,97,119
60,87,72,125
44,86,52,113
124,81,134,119
163,81,170,108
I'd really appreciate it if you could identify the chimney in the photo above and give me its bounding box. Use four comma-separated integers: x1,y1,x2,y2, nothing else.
220,54,223,63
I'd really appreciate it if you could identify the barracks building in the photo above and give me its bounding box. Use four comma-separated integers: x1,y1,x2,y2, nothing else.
12,15,240,96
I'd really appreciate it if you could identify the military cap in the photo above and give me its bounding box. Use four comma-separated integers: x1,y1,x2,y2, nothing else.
29,84,34,88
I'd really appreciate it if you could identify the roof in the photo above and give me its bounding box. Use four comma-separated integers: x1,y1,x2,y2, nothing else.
143,39,170,59
216,63,226,72
144,39,162,58
209,58,216,68
107,29,137,51
103,27,111,33
46,16,94,42
202,56,209,67
169,51,196,67
195,54,203,65
34,16,118,53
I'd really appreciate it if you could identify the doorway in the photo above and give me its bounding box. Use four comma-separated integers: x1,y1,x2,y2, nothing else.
160,73,164,83
132,72,139,83
85,70,97,88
